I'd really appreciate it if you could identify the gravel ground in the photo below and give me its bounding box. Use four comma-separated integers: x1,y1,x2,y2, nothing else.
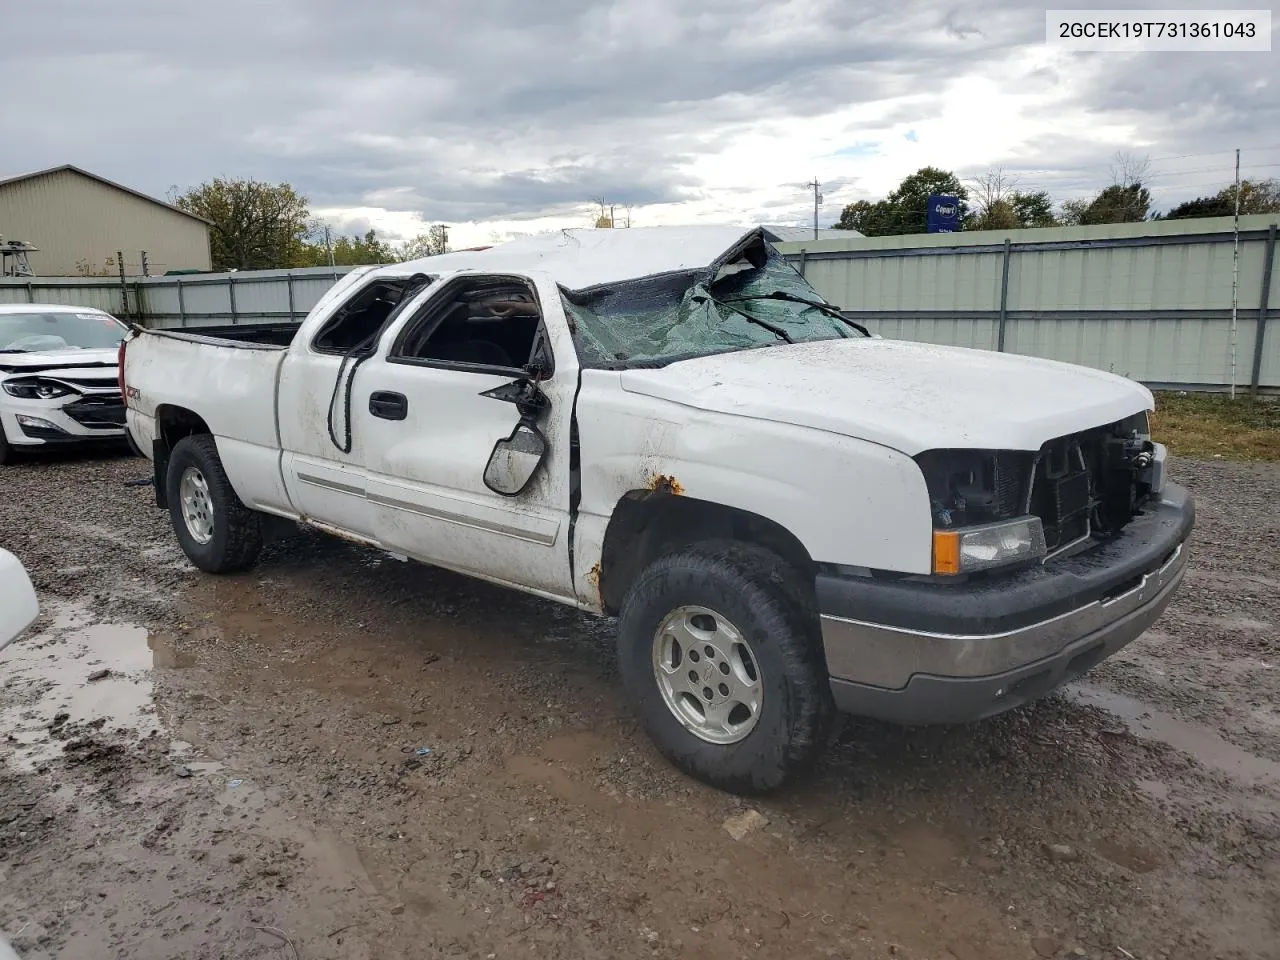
1,450,1278,960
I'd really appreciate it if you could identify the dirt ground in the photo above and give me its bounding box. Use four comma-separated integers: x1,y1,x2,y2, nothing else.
1,452,1277,960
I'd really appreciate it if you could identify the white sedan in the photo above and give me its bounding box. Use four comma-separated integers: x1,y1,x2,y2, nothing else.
0,303,131,465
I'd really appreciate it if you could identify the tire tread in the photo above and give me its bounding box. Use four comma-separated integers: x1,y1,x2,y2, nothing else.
167,434,262,573
617,539,834,794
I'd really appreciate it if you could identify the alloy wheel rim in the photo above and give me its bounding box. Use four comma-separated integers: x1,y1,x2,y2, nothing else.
179,466,214,545
651,605,763,745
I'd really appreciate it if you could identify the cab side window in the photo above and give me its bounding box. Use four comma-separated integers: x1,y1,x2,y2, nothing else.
391,276,546,372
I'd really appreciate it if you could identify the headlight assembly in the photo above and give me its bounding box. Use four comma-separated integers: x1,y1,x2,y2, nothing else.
932,516,1047,575
2,377,75,400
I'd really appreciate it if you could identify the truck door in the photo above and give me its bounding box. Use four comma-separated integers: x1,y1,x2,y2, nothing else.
353,272,578,601
277,274,430,540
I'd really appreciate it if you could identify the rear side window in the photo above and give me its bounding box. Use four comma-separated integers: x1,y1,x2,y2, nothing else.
312,275,431,355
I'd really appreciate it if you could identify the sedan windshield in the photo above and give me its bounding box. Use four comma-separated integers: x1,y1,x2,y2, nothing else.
560,240,867,368
0,311,127,353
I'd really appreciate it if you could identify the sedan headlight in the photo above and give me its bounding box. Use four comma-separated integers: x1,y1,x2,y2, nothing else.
2,377,75,400
932,516,1046,575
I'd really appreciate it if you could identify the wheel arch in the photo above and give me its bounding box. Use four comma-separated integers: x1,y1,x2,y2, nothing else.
151,405,212,508
596,490,816,615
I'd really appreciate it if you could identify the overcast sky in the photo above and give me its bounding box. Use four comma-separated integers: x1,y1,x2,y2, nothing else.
4,1,1277,247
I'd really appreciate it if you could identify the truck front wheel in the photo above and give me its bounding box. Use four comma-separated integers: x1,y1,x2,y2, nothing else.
617,541,834,794
165,434,262,573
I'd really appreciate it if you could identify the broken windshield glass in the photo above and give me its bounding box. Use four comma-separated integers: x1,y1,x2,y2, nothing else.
561,243,866,368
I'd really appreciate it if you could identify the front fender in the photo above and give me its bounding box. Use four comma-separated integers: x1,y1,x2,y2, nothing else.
572,372,933,607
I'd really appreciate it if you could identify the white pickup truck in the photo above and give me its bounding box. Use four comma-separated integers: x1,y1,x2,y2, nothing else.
121,226,1193,792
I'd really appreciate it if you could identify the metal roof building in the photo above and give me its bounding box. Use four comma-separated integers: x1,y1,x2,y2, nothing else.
0,165,212,278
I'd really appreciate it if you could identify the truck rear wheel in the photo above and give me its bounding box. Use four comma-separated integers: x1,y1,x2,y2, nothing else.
617,541,834,794
166,435,262,573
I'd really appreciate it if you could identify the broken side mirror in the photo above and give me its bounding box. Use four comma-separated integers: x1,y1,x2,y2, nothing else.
483,421,548,497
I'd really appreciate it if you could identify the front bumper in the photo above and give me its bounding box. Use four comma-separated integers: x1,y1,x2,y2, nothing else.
818,484,1194,725
1,392,126,446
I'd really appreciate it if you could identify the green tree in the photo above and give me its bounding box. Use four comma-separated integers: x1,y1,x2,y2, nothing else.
883,166,970,234
332,229,395,265
1164,178,1280,219
966,169,1058,231
173,178,310,271
1059,151,1152,226
832,167,970,235
398,224,451,260
832,199,893,234
1058,198,1090,226
293,227,399,267
1010,191,1057,227
969,199,1021,231
1162,194,1232,219
1079,183,1152,224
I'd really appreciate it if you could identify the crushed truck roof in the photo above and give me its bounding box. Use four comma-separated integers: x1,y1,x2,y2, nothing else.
395,225,763,291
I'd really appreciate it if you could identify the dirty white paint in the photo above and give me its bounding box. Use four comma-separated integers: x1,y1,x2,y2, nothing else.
393,225,760,292
124,225,1152,612
572,369,936,584
620,338,1153,456
124,331,290,511
0,548,38,652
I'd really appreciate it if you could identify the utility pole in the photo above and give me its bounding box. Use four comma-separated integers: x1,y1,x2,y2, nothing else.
809,177,822,239
324,224,335,269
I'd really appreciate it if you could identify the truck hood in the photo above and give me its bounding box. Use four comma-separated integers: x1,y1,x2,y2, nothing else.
0,348,120,374
619,338,1153,455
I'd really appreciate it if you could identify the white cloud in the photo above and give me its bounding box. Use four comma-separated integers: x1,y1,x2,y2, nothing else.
3,0,1276,248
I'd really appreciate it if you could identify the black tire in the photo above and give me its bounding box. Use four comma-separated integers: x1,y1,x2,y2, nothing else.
165,434,262,573
617,541,834,794
0,421,12,466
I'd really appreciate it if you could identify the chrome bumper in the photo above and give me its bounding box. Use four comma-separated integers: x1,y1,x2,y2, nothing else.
822,541,1187,691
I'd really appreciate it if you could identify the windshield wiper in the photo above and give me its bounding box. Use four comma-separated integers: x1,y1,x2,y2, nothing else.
723,292,871,337
0,349,29,354
702,292,794,344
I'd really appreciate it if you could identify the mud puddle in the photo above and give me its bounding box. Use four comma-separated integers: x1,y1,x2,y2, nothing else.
0,601,203,773
1069,683,1280,789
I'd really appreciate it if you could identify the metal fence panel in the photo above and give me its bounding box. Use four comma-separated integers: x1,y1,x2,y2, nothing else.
131,266,355,328
783,214,1280,391
0,278,125,313
4,220,1279,391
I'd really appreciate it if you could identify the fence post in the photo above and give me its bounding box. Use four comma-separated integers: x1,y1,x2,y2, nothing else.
996,238,1012,351
287,272,296,322
177,277,187,327
228,275,238,325
24,280,34,303
117,250,129,318
1251,223,1277,393
798,248,808,277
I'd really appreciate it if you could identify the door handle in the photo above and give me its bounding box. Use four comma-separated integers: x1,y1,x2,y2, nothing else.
369,391,408,421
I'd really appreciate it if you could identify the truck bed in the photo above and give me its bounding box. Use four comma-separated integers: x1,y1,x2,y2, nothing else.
126,324,291,459
145,322,299,348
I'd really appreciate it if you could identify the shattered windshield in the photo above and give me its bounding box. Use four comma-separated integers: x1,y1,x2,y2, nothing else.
0,311,127,353
561,242,866,368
